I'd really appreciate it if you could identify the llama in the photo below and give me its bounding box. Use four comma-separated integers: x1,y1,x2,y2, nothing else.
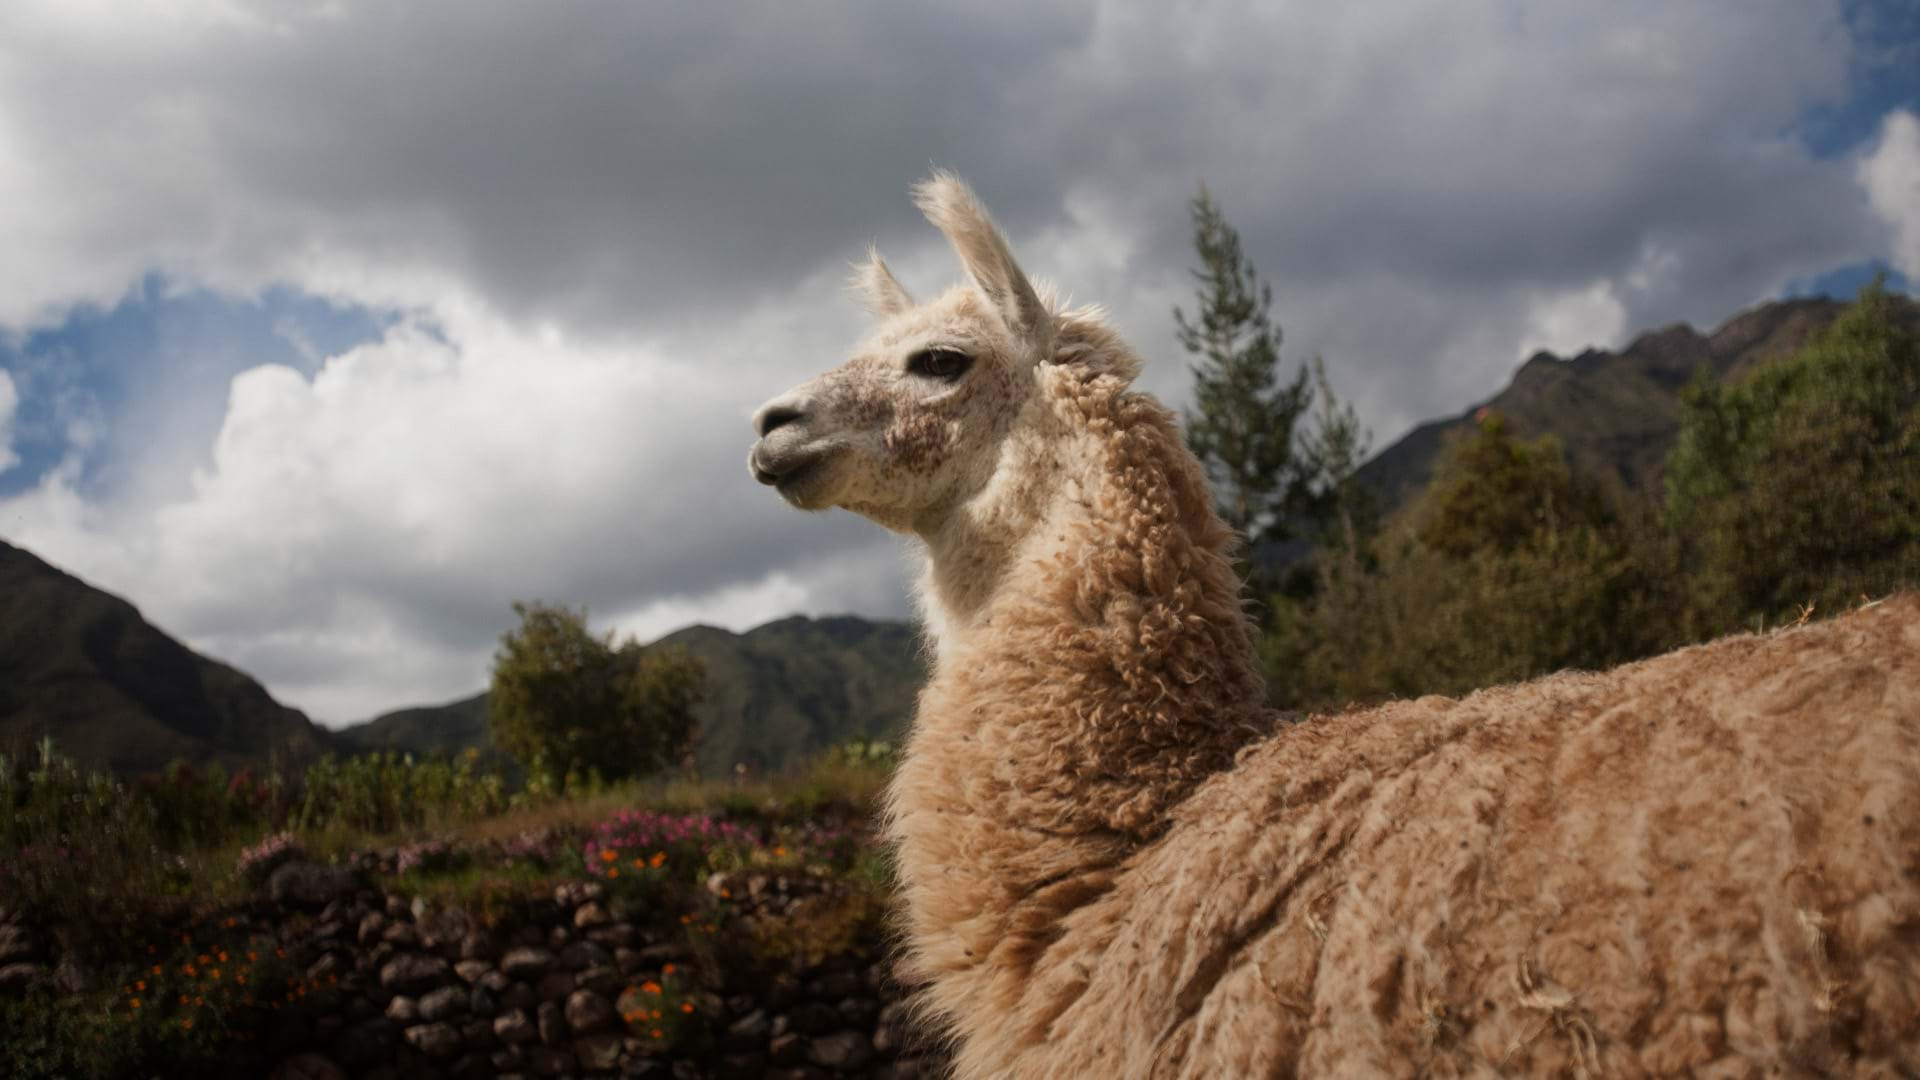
747,173,1920,1076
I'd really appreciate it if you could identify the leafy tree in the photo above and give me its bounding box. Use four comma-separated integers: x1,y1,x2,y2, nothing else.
1266,411,1684,709
488,602,704,782
1666,281,1920,631
1174,185,1315,546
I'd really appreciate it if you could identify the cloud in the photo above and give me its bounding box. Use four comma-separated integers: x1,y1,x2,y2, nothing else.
1862,110,1920,279
0,0,1906,720
0,369,18,474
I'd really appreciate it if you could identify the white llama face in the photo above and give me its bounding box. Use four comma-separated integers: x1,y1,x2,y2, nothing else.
749,174,1051,534
747,285,1037,533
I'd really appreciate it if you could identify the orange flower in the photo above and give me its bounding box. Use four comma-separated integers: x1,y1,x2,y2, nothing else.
720,888,732,899
661,963,675,976
152,965,162,975
632,858,644,869
642,981,662,995
773,845,787,857
194,996,203,1006
135,980,146,991
650,851,666,868
678,915,691,925
247,951,258,962
182,1019,193,1030
210,969,222,981
237,974,248,986
651,1029,663,1039
197,954,210,965
650,1008,662,1019
179,995,190,1006
183,965,197,977
217,951,229,962
680,1002,693,1014
130,998,142,1009
600,849,618,863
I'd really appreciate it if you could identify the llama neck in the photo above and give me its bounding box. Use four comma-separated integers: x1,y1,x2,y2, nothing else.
900,375,1271,840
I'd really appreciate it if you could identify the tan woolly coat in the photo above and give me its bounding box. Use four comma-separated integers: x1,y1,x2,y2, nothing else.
887,350,1920,1077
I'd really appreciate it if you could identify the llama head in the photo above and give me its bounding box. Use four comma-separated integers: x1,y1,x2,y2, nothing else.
748,172,1063,534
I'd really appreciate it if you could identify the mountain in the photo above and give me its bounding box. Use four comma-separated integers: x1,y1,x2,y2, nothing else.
336,614,926,777
1353,294,1920,513
0,539,334,775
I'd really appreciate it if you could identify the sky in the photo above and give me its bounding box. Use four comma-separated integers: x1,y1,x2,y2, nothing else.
1,0,1917,726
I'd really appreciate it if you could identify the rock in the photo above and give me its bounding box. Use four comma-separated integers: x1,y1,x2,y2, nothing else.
384,894,411,919
537,971,576,1002
537,1000,565,1046
566,988,616,1034
420,908,472,952
808,971,862,1000
470,985,500,1018
764,973,801,1011
725,1009,771,1053
479,969,512,994
491,1047,526,1071
547,925,573,950
449,1053,492,1080
575,964,623,996
0,961,45,994
786,1001,840,1036
420,985,468,1022
554,881,606,906
574,901,613,929
381,923,419,948
500,947,556,980
879,1057,933,1080
461,931,499,961
269,862,359,909
559,940,611,971
614,947,644,976
494,1009,538,1044
501,981,538,1012
530,1045,577,1076
385,996,420,1024
270,1053,349,1080
576,1032,623,1070
587,923,636,949
306,952,347,981
379,953,451,995
404,1021,463,1058
332,1018,399,1069
455,959,493,984
836,996,880,1029
715,1053,769,1080
461,1017,496,1051
51,956,92,995
768,1031,806,1065
808,1031,875,1072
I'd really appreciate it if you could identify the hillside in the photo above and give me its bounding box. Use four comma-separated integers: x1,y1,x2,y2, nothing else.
337,614,925,777
1354,294,1920,511
0,539,333,775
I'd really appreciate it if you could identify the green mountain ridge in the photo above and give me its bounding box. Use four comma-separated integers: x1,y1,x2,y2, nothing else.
1352,294,1920,514
335,614,926,777
0,539,333,774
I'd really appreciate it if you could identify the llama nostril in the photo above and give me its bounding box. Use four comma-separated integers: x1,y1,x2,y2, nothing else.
757,404,805,438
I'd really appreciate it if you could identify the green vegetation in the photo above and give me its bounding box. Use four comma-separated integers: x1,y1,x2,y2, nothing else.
1174,185,1316,546
488,601,704,783
1666,280,1920,633
0,734,901,1077
1262,282,1918,711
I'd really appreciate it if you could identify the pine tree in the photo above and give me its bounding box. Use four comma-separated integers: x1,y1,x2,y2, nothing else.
1174,186,1314,547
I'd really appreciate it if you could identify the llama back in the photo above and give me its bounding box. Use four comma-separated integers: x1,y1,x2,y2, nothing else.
993,594,1920,1078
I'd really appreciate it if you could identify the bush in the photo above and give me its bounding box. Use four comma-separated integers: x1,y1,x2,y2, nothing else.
489,602,705,782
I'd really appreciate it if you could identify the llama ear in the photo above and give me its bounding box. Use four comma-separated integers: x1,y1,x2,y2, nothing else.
913,171,1050,351
848,246,916,317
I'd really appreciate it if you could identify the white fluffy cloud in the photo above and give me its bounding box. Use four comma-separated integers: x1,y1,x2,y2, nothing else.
1862,110,1920,279
0,0,1907,722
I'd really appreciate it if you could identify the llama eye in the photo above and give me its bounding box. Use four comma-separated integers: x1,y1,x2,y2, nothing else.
906,348,972,382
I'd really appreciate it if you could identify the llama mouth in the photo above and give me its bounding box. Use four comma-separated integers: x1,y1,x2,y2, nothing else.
750,445,832,505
